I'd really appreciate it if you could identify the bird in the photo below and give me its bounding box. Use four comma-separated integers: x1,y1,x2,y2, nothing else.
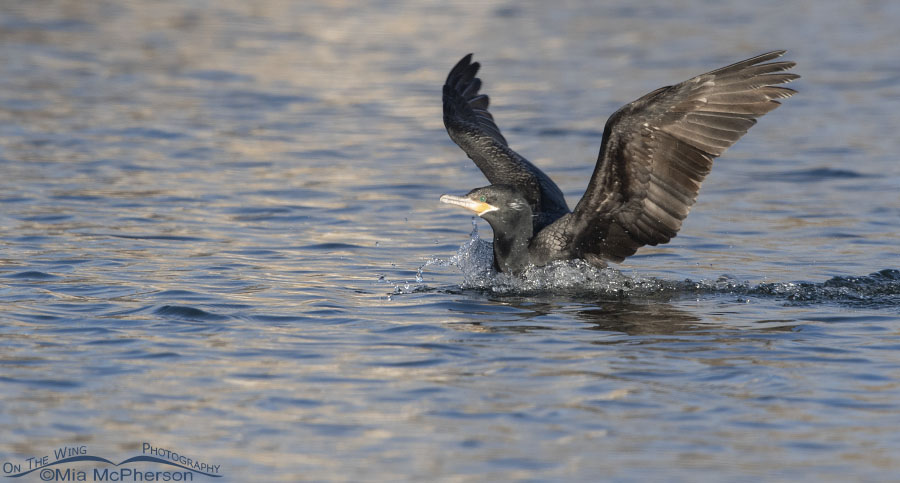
440,51,798,274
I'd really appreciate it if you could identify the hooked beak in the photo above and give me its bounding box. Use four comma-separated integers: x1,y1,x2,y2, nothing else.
440,194,498,216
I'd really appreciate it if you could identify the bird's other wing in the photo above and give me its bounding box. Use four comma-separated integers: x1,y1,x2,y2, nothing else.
553,51,798,264
443,54,570,224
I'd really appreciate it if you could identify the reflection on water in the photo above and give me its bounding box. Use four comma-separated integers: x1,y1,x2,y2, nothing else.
577,302,705,334
456,298,708,335
2,0,900,481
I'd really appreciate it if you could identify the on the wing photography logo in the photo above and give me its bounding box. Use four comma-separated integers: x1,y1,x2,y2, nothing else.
2,443,222,481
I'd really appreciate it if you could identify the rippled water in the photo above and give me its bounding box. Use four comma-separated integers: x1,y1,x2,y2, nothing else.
2,1,899,481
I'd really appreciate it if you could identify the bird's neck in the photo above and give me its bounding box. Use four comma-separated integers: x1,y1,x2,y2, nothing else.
491,220,533,274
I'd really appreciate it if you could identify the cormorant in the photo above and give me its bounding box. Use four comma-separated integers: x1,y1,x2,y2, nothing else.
440,52,798,274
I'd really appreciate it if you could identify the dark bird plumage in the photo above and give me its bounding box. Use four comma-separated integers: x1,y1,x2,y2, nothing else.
441,52,798,274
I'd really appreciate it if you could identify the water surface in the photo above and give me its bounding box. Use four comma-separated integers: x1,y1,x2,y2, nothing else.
1,1,899,481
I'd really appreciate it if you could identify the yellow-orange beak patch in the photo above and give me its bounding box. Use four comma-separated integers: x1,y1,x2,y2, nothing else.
440,194,498,216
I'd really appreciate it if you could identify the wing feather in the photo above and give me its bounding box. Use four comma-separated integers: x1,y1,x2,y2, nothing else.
443,54,570,228
533,51,798,264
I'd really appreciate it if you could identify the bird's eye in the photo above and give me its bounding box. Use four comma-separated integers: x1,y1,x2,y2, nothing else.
479,196,486,202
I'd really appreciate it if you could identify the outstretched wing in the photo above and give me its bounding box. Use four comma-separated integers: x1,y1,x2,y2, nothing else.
537,51,798,264
443,54,569,227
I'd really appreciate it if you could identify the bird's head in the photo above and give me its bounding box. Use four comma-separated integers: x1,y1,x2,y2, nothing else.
440,185,533,230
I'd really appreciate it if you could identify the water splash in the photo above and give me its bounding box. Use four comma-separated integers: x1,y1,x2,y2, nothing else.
749,269,900,306
376,224,483,298
419,225,900,307
416,218,493,286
